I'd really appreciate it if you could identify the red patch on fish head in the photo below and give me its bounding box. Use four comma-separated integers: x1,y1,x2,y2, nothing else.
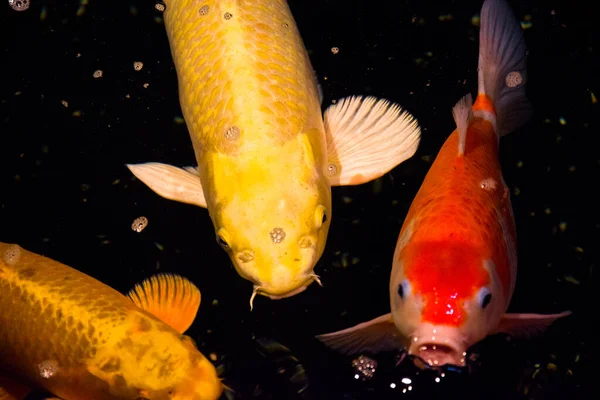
404,241,490,327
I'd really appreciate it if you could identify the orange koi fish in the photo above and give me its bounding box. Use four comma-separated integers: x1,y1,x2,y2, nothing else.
0,243,222,400
317,0,570,367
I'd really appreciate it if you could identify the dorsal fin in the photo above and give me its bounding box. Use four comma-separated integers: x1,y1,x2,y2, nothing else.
127,274,201,334
452,93,474,157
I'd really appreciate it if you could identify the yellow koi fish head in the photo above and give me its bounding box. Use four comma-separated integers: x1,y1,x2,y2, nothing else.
88,313,222,400
204,132,331,303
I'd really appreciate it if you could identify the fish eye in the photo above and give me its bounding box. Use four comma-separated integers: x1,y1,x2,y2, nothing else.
216,235,229,248
477,287,492,309
397,279,410,299
315,205,327,229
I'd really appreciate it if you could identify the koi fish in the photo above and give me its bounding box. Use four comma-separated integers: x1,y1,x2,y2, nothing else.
126,0,421,308
0,242,223,400
316,0,570,367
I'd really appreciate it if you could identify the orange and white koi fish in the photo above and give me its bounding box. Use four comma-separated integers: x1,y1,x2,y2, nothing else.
317,0,570,367
0,243,223,400
126,0,421,308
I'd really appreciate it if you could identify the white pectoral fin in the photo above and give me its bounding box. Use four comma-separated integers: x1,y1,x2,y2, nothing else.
315,313,406,355
495,311,572,339
126,162,207,208
324,95,421,186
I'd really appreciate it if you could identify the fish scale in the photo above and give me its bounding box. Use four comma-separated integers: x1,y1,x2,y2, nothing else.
164,0,323,153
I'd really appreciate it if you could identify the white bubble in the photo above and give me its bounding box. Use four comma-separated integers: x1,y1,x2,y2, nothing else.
38,360,59,378
131,216,148,233
506,71,523,88
480,178,497,191
9,0,30,12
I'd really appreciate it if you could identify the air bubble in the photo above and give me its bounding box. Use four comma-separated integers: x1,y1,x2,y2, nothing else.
131,216,148,233
3,245,21,266
199,5,209,15
9,0,30,11
327,163,338,176
225,126,240,140
223,12,233,20
269,228,286,244
505,71,523,88
479,178,497,191
38,360,59,378
352,355,377,380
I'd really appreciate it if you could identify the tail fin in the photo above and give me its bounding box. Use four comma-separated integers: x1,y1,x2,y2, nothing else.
477,0,532,136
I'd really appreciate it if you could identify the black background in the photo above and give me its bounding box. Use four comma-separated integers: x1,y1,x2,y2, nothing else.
1,0,597,399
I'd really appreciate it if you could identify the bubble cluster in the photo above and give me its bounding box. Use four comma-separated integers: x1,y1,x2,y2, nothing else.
38,359,60,378
327,163,338,176
199,5,209,15
352,355,377,380
133,61,143,71
131,216,148,233
225,126,240,141
223,12,232,20
93,70,103,79
154,2,165,12
3,244,21,266
479,178,497,191
331,47,340,54
9,0,30,12
269,228,286,244
505,71,523,88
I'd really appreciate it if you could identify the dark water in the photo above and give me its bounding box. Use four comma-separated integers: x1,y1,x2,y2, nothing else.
1,0,597,399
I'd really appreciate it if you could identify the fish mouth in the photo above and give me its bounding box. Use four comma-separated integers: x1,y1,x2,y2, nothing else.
407,325,467,368
409,343,465,367
409,342,466,368
249,273,322,310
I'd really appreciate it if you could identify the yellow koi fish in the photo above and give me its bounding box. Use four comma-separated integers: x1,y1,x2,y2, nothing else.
0,243,222,400
127,0,421,308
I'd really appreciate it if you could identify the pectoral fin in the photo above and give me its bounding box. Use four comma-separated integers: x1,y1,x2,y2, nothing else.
324,96,421,186
315,313,406,355
0,377,31,400
495,311,571,339
127,274,202,334
126,162,207,208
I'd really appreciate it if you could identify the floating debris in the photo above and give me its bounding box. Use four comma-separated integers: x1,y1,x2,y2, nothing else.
471,15,481,26
61,100,69,108
559,117,567,125
438,14,454,22
352,355,377,380
521,14,533,29
174,116,185,124
8,0,30,12
155,242,164,251
93,70,103,79
331,47,339,54
590,90,597,104
133,61,144,71
564,275,580,285
131,216,148,233
155,2,165,12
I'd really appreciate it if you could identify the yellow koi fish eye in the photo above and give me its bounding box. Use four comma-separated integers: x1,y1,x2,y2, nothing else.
315,205,327,229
